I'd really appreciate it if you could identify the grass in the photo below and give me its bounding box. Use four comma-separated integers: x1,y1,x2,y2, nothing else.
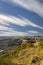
0,39,43,65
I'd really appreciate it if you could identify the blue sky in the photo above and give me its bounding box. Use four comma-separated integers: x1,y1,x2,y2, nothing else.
0,0,43,36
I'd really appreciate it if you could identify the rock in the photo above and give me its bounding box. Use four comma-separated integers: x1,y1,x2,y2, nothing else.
32,57,40,63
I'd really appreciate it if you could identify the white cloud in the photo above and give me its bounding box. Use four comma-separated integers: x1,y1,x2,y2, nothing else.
0,25,11,31
0,14,28,26
19,16,43,30
0,14,31,36
0,14,43,36
0,30,31,36
0,0,43,36
2,0,43,17
0,14,43,30
28,30,39,34
12,0,43,17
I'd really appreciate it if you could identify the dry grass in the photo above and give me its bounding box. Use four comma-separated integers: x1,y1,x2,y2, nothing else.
0,40,43,65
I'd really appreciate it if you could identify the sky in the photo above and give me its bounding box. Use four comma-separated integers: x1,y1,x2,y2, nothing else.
0,0,43,36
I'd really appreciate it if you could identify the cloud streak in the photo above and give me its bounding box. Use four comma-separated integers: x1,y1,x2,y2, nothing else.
0,14,43,30
28,30,39,34
2,0,43,17
0,0,43,36
0,14,43,36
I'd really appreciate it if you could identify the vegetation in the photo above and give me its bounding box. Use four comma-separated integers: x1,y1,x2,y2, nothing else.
39,39,43,49
0,37,43,65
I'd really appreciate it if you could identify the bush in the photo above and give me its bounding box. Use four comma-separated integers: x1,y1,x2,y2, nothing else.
21,42,34,49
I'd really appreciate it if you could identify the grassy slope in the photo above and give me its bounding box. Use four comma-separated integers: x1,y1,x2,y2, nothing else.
0,40,43,65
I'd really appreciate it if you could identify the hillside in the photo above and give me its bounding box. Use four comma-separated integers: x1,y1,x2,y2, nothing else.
0,36,43,65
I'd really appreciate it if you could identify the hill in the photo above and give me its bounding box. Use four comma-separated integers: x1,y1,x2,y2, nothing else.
0,36,43,65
